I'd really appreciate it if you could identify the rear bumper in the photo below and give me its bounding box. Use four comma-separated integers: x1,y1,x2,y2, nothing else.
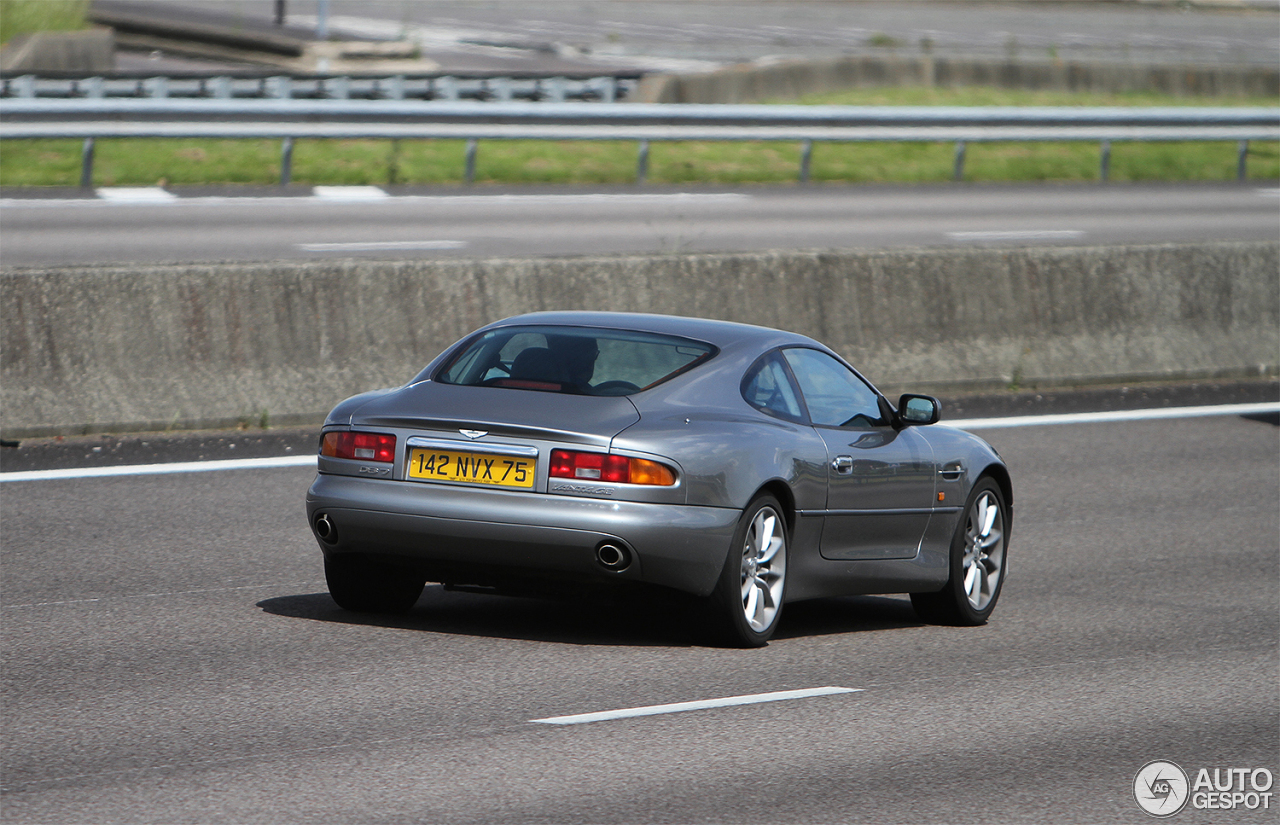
306,473,739,597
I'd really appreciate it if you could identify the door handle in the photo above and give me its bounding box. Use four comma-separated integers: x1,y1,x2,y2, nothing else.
832,455,853,475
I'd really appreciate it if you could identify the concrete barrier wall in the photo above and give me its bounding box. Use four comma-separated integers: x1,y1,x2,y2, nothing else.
2,241,1276,438
632,55,1280,103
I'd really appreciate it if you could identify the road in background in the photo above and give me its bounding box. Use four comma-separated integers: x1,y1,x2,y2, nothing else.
2,184,1276,267
2,411,1276,823
127,0,1280,74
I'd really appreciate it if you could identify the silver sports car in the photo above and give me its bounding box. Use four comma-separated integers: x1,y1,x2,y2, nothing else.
306,311,1012,646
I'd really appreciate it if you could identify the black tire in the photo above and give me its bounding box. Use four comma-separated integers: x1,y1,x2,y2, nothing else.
911,477,1008,626
325,555,425,614
709,494,789,647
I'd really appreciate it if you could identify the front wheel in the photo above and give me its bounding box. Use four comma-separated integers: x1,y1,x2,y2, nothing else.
911,477,1008,626
710,495,789,647
325,555,424,614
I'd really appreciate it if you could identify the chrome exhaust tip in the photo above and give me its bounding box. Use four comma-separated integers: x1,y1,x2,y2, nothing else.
595,542,631,571
314,513,337,542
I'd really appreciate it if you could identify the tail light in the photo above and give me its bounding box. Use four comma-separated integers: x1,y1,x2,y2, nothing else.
322,431,396,463
549,450,676,486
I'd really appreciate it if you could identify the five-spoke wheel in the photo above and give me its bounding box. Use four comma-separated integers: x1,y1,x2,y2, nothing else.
911,477,1008,625
713,494,788,646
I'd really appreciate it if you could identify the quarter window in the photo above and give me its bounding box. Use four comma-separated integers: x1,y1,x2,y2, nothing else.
742,354,804,422
782,348,883,428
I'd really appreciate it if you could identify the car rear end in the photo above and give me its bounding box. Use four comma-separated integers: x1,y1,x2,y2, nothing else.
305,322,740,606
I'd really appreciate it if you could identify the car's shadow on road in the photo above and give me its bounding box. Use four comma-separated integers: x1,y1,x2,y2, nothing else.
257,585,924,647
1242,411,1280,426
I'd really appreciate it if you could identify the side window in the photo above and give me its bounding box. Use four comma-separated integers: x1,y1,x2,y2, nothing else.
742,353,805,423
782,348,883,428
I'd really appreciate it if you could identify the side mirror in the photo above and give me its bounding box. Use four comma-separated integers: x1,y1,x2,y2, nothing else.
897,394,941,426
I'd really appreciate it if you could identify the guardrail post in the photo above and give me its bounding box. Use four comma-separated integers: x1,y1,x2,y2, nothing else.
1100,140,1111,181
388,139,401,185
465,138,477,185
210,76,232,99
953,141,966,181
82,76,104,99
144,76,168,99
323,76,350,100
280,137,294,186
799,139,813,184
541,77,566,103
12,75,36,97
636,140,650,185
266,76,291,99
79,138,95,189
1238,140,1249,181
596,77,617,103
435,76,459,101
488,77,513,102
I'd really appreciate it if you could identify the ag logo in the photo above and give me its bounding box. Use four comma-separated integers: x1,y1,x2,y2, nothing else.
1134,761,1190,817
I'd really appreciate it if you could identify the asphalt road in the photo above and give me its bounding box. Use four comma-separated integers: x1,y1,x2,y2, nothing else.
154,0,1280,73
2,409,1277,823
2,183,1277,267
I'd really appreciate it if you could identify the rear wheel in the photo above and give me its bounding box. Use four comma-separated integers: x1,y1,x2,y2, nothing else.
710,495,788,647
911,477,1008,625
325,555,424,614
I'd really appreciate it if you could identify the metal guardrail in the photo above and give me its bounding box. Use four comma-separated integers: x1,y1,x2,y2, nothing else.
0,73,637,103
1,98,1276,186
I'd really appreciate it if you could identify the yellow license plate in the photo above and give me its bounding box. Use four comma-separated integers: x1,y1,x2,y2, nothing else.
407,448,536,489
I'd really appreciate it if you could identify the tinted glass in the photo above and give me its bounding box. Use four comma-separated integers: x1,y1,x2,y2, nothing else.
438,326,716,396
742,354,804,422
782,348,883,428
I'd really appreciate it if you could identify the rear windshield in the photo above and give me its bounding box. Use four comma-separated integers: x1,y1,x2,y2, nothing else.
437,325,717,396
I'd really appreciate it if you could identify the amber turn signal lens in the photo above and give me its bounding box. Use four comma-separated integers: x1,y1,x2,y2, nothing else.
628,458,677,486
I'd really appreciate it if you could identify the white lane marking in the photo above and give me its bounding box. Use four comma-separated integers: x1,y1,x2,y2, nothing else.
531,686,862,726
2,402,1273,483
0,193,752,209
1,581,325,609
95,187,178,203
298,240,468,252
946,230,1085,241
311,185,389,200
949,401,1279,430
1257,188,1280,197
0,455,315,483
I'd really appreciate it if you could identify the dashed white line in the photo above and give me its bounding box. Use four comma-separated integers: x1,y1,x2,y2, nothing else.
1,403,1273,483
310,185,391,201
95,187,178,203
531,687,862,725
298,240,468,252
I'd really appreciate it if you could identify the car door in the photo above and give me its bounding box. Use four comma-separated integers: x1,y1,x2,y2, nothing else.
781,348,937,561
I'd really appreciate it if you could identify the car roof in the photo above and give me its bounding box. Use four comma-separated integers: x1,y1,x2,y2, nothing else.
484,311,817,350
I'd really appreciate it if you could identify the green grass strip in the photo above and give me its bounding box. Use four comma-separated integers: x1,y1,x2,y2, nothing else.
0,0,88,45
